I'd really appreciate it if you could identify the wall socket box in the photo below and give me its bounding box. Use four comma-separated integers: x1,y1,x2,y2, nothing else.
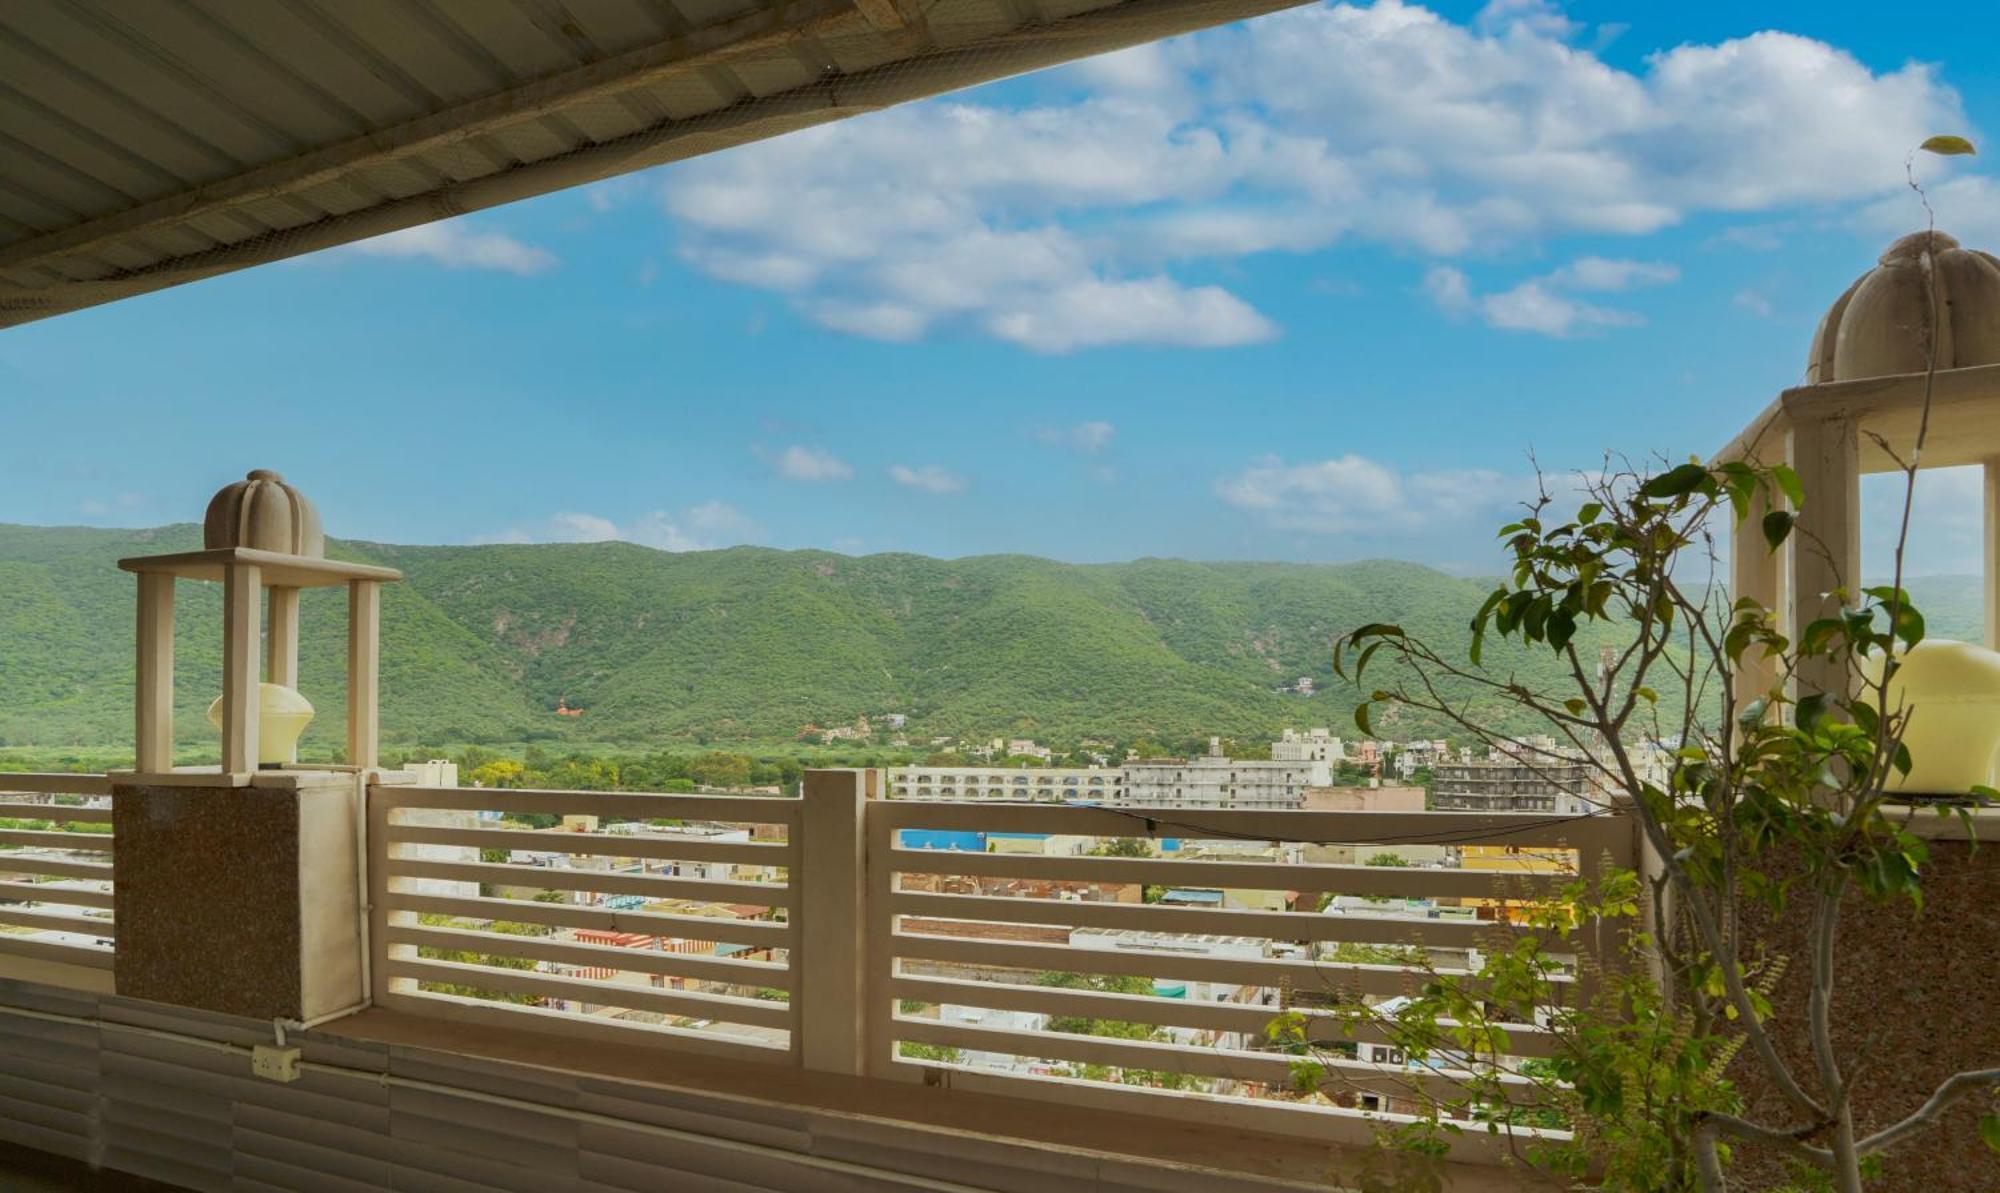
252,1044,302,1083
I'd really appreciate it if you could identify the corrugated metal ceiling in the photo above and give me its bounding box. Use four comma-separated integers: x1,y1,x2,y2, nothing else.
0,0,1302,329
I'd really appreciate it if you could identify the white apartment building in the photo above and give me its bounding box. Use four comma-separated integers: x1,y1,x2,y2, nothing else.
1122,740,1314,811
887,766,1124,803
1271,728,1342,784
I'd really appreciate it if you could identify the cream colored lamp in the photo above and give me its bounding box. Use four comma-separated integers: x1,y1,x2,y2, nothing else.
205,684,314,767
1865,640,2000,795
117,469,403,778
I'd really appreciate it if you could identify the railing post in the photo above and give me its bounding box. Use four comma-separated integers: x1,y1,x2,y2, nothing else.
799,768,868,1074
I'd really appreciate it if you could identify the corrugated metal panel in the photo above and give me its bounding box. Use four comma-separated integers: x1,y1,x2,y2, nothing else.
0,0,1307,328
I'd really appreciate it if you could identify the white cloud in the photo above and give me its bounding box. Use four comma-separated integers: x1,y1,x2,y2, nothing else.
351,221,557,275
657,2,1961,349
1034,421,1117,453
1217,452,1527,534
489,502,754,552
1857,174,2000,250
1473,0,1577,39
767,445,854,483
1863,467,1984,577
1423,265,1473,313
1479,280,1642,336
1547,256,1679,291
889,464,968,494
1427,255,1674,335
1733,289,1774,317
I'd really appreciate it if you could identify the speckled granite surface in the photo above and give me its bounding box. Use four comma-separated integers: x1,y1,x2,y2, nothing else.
112,782,305,1019
1729,839,2000,1190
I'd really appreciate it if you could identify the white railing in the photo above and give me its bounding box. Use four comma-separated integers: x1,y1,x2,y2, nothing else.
364,772,1634,1157
866,799,1632,1150
0,773,115,971
369,783,801,1062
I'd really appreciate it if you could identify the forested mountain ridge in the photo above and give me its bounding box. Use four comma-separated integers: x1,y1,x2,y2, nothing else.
0,523,1980,756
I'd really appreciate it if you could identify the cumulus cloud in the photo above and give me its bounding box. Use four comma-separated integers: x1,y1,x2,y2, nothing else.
1034,421,1117,453
489,502,754,552
1217,452,1528,534
764,445,854,483
1857,174,2000,249
351,221,557,275
658,1,1961,348
1427,255,1676,335
889,464,968,493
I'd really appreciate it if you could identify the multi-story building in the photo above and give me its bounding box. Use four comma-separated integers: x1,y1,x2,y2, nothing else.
1121,739,1315,811
1270,728,1341,783
1431,754,1594,814
887,766,1123,802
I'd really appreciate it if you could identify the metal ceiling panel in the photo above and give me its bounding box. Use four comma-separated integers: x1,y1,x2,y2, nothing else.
0,0,1308,329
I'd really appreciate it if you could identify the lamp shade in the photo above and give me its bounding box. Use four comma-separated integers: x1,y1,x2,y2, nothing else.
1863,639,2000,795
206,683,316,767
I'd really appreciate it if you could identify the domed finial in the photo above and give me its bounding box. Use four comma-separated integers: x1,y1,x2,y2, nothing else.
1808,229,2000,383
203,469,324,557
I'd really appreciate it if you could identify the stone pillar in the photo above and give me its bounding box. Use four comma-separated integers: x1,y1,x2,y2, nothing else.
112,771,366,1021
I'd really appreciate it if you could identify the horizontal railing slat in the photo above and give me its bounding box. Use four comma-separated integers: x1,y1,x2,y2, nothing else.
882,845,1574,896
0,906,113,936
879,802,1626,851
389,924,792,990
373,989,789,1061
889,892,1529,949
890,975,1560,1058
0,857,114,882
0,882,114,910
893,1017,1537,1103
382,957,793,1029
0,803,113,824
891,931,1527,999
0,774,112,797
389,892,791,948
382,858,790,908
0,934,113,970
0,831,112,852
377,785,800,826
387,823,791,867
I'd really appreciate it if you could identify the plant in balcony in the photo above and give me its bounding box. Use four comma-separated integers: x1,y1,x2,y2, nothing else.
1281,138,2000,1193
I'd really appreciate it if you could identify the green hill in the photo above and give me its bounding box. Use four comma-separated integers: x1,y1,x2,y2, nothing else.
0,522,1980,761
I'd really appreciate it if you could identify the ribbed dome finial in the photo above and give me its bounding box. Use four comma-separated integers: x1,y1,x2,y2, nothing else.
203,469,324,557
1807,230,2000,383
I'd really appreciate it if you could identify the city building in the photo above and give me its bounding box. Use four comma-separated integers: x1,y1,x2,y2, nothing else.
887,766,1123,802
1271,728,1342,782
1121,739,1315,810
1431,754,1595,814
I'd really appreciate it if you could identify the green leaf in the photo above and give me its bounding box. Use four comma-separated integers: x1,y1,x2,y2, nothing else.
1921,134,1978,157
1577,502,1602,525
1761,509,1795,550
1770,463,1804,508
1978,1112,2000,1153
1640,463,1710,500
1354,702,1373,737
1634,686,1658,704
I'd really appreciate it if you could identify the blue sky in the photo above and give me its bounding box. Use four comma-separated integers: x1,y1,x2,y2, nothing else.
3,0,1996,573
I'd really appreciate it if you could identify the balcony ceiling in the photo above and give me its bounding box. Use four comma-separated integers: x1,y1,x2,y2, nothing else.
0,0,1300,330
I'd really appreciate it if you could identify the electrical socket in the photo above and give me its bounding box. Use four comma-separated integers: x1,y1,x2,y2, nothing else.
251,1044,301,1083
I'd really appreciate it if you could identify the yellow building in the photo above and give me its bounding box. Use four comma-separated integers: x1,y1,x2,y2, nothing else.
1457,844,1579,920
